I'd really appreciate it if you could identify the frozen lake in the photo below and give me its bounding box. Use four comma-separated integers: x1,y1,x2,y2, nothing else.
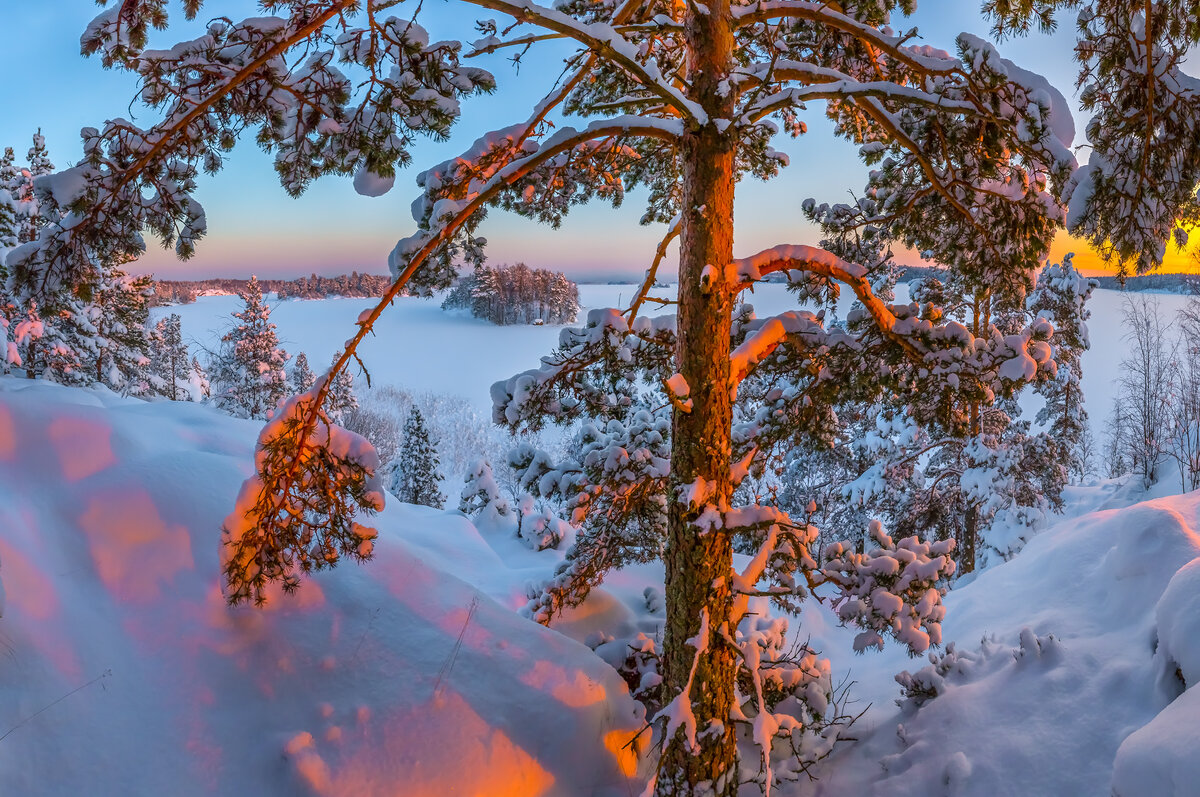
154,281,1194,437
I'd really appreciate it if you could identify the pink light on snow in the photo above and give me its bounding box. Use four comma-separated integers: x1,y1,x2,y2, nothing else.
78,489,194,603
48,416,115,482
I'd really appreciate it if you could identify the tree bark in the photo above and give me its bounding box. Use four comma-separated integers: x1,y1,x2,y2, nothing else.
656,0,739,793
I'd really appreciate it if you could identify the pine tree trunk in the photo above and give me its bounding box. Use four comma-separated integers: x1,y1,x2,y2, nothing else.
656,0,738,792
962,398,980,574
962,505,977,573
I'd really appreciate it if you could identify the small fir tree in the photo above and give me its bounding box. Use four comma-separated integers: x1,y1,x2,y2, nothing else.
150,313,193,400
210,276,289,419
325,356,358,424
89,267,156,394
290,351,315,394
1028,255,1097,480
458,458,508,522
391,406,445,508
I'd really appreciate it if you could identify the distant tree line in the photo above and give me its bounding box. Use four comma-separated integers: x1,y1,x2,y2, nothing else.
442,263,580,325
1090,273,1200,294
150,272,392,306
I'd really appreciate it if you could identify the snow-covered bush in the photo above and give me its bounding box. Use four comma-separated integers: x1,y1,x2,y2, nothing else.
823,520,956,655
458,458,510,526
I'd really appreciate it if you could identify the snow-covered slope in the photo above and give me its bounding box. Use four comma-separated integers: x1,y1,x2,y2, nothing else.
803,492,1200,796
3,374,1200,796
0,379,644,796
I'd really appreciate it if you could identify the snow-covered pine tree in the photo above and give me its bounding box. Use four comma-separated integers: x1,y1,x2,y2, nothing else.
210,276,289,419
390,405,446,508
827,260,1072,571
1028,255,1097,480
290,351,315,394
150,313,193,400
987,2,1200,277
17,130,54,245
53,2,1081,792
89,266,156,394
190,356,211,400
0,178,17,253
324,356,358,424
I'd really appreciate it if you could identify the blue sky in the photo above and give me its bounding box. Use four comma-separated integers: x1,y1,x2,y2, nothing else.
0,2,1102,280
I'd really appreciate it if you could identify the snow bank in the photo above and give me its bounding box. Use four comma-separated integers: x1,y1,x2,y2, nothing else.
804,492,1200,796
1111,686,1200,797
1110,555,1200,795
0,378,645,795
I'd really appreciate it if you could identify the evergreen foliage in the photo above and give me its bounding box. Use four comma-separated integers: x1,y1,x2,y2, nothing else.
442,263,580,325
46,1,1169,792
987,1,1200,276
324,357,358,425
210,276,289,420
289,352,315,394
150,313,194,400
221,391,383,606
390,406,446,508
458,458,510,523
1029,255,1097,480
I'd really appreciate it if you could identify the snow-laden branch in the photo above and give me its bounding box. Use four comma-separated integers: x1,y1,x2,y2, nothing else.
392,115,683,268
729,310,829,393
626,214,681,322
732,1,961,76
226,116,682,602
743,79,982,124
461,0,706,123
733,244,921,360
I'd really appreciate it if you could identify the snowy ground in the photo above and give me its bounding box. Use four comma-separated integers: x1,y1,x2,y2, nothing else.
0,285,1194,794
0,379,646,796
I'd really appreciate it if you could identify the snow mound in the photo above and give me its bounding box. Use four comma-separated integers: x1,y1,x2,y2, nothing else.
806,493,1200,796
1153,557,1200,689
1113,555,1200,795
0,378,645,796
1112,685,1200,797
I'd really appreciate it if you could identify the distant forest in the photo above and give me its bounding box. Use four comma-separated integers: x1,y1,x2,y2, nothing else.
148,266,1200,309
895,267,1200,294
442,263,580,325
150,272,392,305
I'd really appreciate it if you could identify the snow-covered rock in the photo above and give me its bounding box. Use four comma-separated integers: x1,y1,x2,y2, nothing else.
1153,557,1200,689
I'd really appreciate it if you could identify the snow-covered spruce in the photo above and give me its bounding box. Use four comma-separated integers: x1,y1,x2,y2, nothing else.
388,405,446,509
289,351,315,395
149,313,199,401
209,276,289,421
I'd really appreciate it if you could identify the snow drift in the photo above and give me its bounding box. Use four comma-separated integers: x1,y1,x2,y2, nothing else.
806,492,1200,796
2,375,1200,795
0,379,644,796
